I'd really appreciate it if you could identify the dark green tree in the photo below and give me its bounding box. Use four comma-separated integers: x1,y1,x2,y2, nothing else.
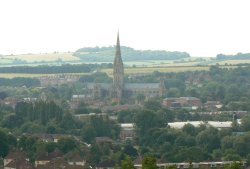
0,130,9,157
121,156,136,169
142,157,158,169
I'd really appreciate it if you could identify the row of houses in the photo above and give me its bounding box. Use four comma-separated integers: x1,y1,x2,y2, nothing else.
162,97,222,110
38,75,80,87
71,95,222,111
167,120,240,129
3,151,246,169
3,150,86,169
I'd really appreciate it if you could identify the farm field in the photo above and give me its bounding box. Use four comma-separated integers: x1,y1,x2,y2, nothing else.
0,73,90,79
216,59,250,65
102,66,210,76
2,52,80,63
0,66,209,78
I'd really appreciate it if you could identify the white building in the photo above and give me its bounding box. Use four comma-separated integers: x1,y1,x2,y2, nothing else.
168,120,240,129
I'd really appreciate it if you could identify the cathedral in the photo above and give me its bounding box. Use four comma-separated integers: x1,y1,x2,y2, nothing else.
85,32,166,103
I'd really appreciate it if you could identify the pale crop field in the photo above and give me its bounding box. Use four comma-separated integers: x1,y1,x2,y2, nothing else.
3,52,80,62
0,73,47,78
216,59,250,65
0,58,13,64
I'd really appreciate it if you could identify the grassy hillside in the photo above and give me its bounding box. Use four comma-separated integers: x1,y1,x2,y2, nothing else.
74,46,190,61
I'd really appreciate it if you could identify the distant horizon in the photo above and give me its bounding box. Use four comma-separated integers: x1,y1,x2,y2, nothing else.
0,45,248,58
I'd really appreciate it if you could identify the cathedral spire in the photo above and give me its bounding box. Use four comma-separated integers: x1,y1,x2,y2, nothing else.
115,31,121,59
113,31,124,102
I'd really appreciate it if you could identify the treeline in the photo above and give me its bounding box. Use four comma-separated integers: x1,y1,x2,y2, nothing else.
0,100,119,143
74,46,190,61
2,101,63,129
216,53,250,60
79,72,112,83
0,63,112,74
0,77,40,87
0,129,80,162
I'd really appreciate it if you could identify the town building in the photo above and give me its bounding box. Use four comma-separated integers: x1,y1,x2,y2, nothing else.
4,150,32,169
162,97,202,109
168,120,237,130
120,123,136,141
38,74,80,87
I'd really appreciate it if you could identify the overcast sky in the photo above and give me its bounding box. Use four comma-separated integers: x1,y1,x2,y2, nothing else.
0,0,250,57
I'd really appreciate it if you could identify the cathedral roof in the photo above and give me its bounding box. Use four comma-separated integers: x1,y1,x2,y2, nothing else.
85,83,111,90
85,82,161,90
124,83,160,90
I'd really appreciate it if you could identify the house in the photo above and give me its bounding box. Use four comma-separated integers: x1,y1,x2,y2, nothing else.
120,123,136,141
162,97,202,110
23,133,70,143
95,137,114,145
96,160,116,169
23,97,37,102
4,150,32,169
35,150,64,167
65,152,86,166
204,101,223,111
74,113,108,122
134,161,246,169
36,157,69,169
4,160,33,169
38,75,79,87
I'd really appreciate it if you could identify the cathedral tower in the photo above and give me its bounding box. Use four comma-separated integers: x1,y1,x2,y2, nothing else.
113,32,124,101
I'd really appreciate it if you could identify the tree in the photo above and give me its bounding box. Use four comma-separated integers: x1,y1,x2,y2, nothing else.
144,100,161,111
142,157,158,169
121,156,136,169
0,130,9,157
123,145,138,158
0,91,8,100
135,109,165,137
196,127,220,152
241,116,250,131
182,124,196,136
226,162,243,169
167,88,180,97
74,102,89,114
58,137,77,153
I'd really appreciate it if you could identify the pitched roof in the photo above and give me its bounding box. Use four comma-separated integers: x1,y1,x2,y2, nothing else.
5,150,27,160
4,158,33,169
96,160,116,168
37,157,69,169
125,83,160,89
85,83,161,90
85,83,111,90
37,150,64,161
95,137,113,143
65,152,84,162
